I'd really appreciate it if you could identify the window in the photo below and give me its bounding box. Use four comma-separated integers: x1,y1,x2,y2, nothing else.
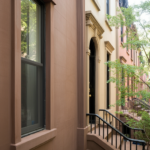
106,0,109,15
121,26,123,42
107,53,110,109
126,29,128,51
131,49,132,60
21,0,44,136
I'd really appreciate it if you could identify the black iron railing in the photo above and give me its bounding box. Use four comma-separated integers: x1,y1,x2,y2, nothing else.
99,109,144,139
132,98,150,110
86,113,146,150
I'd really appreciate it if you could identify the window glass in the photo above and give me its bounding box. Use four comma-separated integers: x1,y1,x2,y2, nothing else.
21,0,44,135
106,0,109,15
21,0,41,63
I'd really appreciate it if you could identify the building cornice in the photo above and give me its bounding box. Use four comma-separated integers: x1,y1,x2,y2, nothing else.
105,41,115,53
86,11,104,39
120,56,127,63
92,0,101,11
105,17,112,31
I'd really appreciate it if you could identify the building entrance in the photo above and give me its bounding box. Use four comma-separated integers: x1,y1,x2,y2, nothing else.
89,39,96,123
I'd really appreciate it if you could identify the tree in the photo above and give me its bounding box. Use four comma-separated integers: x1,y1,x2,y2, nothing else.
107,1,150,149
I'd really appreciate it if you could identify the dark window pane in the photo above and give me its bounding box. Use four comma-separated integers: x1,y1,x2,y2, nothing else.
21,62,43,135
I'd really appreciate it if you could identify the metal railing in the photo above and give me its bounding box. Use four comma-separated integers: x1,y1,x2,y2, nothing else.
86,113,146,150
122,98,150,119
99,109,145,139
132,98,150,110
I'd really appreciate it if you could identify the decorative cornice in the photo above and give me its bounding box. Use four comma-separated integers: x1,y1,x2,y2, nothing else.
105,18,112,31
92,0,101,11
41,0,56,5
86,11,104,38
120,56,127,63
105,41,115,53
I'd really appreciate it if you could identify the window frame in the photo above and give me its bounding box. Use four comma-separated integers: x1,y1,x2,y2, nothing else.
121,26,123,42
107,53,110,109
106,0,109,15
21,0,46,137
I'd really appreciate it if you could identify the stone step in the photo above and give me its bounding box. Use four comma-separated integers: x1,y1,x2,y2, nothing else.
108,133,123,149
90,125,112,139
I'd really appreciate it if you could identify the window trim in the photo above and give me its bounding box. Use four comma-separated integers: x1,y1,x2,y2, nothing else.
106,0,110,15
21,0,45,136
11,0,56,147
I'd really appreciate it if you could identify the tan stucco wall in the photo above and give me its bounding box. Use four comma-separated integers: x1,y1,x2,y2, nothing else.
85,0,117,118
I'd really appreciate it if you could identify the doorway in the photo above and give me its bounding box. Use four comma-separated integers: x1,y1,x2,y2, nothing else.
89,39,96,123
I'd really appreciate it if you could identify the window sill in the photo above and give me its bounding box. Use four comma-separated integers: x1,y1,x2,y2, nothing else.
11,129,57,150
105,17,112,31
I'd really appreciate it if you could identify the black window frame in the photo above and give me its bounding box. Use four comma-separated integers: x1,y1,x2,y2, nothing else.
121,26,123,42
107,53,110,109
21,0,45,137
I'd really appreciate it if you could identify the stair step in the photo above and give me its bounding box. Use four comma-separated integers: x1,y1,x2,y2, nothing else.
108,133,123,149
90,125,112,139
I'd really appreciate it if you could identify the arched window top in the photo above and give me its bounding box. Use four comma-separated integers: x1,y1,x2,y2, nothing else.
90,39,96,56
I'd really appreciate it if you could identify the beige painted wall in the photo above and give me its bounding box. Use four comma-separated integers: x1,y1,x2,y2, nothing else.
85,0,117,119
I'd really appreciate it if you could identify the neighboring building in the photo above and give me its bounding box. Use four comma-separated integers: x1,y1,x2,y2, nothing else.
85,0,117,120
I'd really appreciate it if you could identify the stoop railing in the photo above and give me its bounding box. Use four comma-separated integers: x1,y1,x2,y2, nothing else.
99,109,145,139
86,113,146,150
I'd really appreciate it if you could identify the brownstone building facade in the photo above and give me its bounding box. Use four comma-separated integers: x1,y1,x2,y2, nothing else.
0,0,87,150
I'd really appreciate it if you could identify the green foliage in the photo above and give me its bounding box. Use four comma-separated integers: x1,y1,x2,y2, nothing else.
21,0,37,54
107,0,150,71
126,111,150,143
106,60,150,107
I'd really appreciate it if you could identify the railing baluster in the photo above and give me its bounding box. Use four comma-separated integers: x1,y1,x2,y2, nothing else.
116,131,117,148
111,128,113,145
106,112,107,122
120,134,121,150
91,116,92,133
109,113,110,124
103,122,104,139
103,111,104,119
143,143,145,150
107,124,108,142
112,116,113,127
99,118,100,136
119,121,120,131
125,138,126,150
130,141,131,150
134,129,135,139
95,116,96,134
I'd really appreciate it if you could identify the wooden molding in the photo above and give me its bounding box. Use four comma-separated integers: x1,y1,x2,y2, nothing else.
92,0,101,11
120,56,127,63
105,41,115,53
86,11,104,38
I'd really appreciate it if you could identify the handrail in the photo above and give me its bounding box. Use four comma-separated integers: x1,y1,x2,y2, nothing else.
86,113,146,150
132,98,150,109
99,109,144,132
